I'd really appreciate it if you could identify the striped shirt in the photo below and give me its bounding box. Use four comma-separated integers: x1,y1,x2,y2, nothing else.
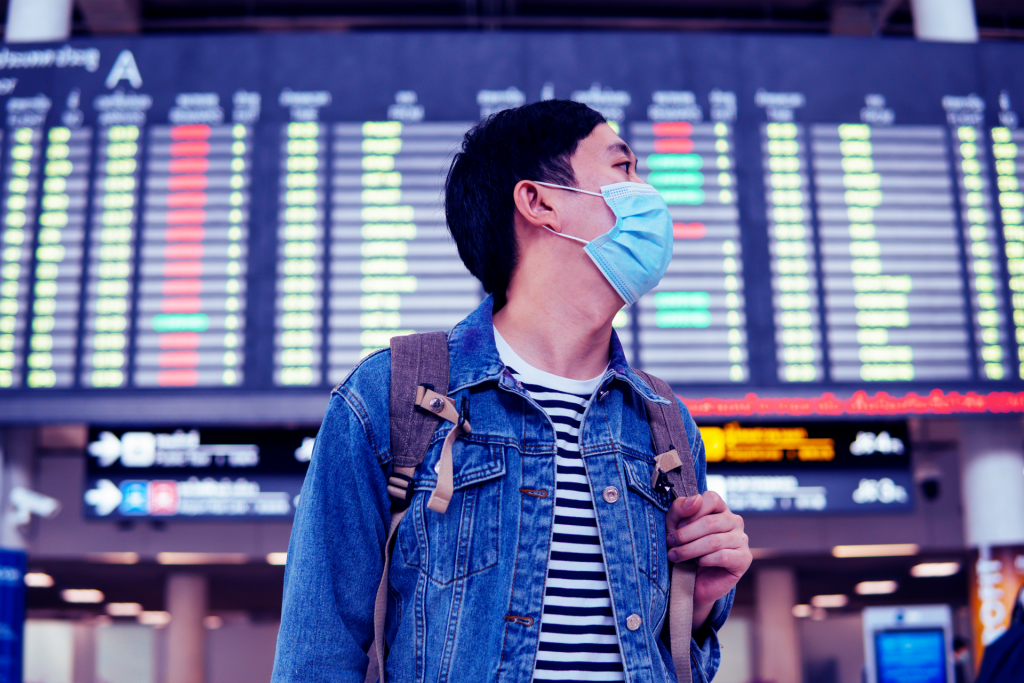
493,329,624,682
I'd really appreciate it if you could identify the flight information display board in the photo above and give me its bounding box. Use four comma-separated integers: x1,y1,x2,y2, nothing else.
2,33,1024,422
702,420,913,515
84,426,314,519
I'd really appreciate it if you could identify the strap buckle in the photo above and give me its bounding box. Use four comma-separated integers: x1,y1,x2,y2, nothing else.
386,470,415,511
653,470,674,497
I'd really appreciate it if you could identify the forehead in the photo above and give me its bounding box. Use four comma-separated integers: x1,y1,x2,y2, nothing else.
574,123,634,163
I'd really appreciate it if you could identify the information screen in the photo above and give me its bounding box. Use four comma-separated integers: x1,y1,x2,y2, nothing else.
1,34,1024,422
84,426,314,519
702,420,913,514
875,629,947,683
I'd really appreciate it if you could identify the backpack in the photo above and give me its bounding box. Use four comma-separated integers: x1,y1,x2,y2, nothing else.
365,331,699,683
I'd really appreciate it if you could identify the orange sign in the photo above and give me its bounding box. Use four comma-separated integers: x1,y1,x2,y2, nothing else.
699,422,835,463
968,545,1024,672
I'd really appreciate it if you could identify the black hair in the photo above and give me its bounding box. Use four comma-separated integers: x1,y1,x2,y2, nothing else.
444,99,606,306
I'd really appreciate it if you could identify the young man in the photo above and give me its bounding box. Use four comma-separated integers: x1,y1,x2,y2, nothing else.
272,100,752,683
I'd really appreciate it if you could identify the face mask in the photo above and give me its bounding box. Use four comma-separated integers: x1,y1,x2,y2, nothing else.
534,181,674,305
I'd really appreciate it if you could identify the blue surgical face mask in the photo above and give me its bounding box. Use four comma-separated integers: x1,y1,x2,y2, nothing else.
534,180,674,305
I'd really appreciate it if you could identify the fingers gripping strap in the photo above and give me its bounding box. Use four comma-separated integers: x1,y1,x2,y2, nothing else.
389,332,450,469
634,369,699,499
670,563,697,683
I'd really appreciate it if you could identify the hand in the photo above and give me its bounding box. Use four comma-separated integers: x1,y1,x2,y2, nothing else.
665,491,751,631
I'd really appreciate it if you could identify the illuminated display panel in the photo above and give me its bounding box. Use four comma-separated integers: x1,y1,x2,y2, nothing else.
632,121,747,383
26,126,91,388
0,128,39,388
812,124,976,383
2,34,1024,423
702,421,913,514
135,124,250,388
327,121,480,383
274,122,326,386
993,127,1024,377
950,125,1008,380
762,122,823,382
84,427,314,519
82,125,142,388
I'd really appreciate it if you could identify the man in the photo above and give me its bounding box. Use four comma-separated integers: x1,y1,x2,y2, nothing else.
272,99,752,683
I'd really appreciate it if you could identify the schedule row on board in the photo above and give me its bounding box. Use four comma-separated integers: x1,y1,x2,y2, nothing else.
136,124,251,388
273,121,481,387
811,123,1004,383
631,121,747,384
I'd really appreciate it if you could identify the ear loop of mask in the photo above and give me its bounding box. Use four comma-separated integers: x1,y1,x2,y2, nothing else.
532,180,603,244
533,180,604,197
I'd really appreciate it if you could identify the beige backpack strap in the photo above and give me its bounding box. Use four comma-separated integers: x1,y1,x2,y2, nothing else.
367,332,470,683
634,369,699,683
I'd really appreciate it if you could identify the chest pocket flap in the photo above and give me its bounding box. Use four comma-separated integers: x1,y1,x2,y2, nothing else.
622,456,674,512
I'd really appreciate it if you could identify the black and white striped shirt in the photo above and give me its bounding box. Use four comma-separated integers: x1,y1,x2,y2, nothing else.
494,328,624,683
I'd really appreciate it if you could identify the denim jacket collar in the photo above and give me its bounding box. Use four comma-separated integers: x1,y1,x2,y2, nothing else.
446,294,670,406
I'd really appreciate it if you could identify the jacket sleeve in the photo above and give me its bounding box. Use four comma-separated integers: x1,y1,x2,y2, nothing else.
271,375,392,683
680,398,735,683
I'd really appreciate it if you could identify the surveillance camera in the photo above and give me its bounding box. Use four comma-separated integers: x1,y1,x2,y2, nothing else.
913,464,942,502
9,487,61,526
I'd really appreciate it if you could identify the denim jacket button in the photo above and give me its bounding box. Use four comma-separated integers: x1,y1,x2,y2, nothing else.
602,486,620,504
626,613,642,631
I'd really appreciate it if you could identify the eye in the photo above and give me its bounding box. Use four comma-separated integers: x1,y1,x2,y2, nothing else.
617,161,632,174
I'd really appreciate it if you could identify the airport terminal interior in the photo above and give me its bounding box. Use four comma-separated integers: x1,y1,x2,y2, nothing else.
2,1,1024,683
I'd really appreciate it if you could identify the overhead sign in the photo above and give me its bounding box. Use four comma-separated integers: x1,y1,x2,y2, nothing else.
1,34,1024,424
702,421,912,514
84,427,315,520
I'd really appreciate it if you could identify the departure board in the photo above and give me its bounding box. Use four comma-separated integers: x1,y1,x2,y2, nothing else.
763,122,822,383
83,125,141,388
1,33,1024,423
275,121,326,386
0,128,36,389
327,121,477,384
812,124,983,383
137,124,251,388
993,127,1024,378
950,125,1007,380
632,120,747,383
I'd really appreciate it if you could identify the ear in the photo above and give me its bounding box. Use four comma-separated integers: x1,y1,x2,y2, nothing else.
512,180,562,234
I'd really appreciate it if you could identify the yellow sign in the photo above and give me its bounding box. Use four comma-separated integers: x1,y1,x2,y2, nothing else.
699,422,835,463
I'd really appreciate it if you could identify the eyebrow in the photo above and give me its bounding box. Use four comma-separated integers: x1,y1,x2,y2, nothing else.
607,142,635,162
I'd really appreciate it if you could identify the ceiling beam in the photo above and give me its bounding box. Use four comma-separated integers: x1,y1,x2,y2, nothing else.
76,0,142,34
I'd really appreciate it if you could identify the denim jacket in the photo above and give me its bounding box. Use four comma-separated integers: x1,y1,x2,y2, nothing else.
272,297,733,683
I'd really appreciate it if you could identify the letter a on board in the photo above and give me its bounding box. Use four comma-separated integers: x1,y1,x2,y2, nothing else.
105,50,143,89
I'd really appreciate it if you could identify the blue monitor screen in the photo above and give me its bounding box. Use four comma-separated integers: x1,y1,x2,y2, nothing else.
875,629,947,683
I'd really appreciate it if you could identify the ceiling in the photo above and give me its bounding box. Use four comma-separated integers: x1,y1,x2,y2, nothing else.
1,0,1023,38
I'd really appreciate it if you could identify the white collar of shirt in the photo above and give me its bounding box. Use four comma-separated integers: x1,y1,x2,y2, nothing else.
492,326,606,396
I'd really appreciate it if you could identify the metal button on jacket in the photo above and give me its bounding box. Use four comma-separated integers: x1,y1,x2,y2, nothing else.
626,614,642,631
602,486,620,504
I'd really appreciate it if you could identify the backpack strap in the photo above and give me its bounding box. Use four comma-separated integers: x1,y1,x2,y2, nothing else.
368,331,469,683
633,369,698,683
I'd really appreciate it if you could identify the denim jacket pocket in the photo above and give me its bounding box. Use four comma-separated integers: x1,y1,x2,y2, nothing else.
397,432,505,585
622,455,673,594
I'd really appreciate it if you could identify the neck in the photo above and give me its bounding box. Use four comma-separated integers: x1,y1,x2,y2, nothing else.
493,274,619,381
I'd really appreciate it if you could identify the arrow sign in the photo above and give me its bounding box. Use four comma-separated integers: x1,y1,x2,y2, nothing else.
87,432,122,468
84,480,123,516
